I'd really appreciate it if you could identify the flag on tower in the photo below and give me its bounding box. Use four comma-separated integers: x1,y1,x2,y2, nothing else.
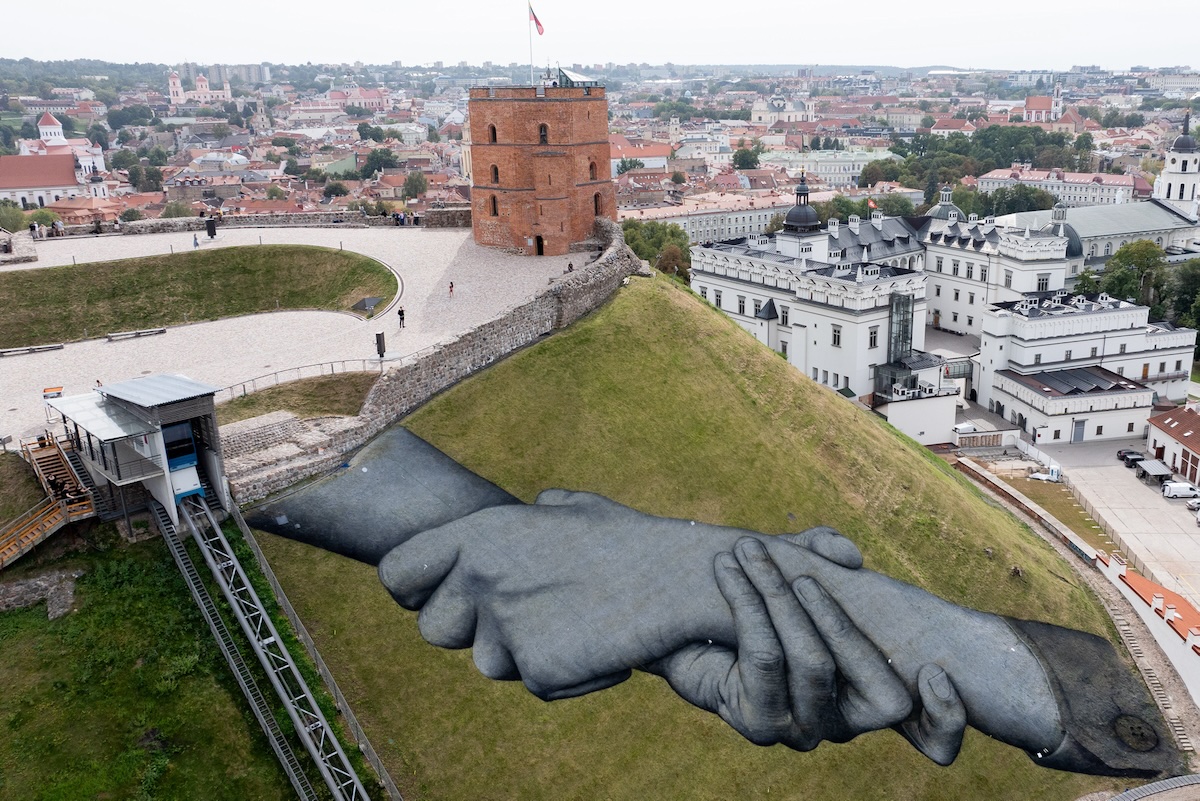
867,198,878,209
529,3,544,35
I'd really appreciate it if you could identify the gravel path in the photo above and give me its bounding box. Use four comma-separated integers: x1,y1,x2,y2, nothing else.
1,228,578,441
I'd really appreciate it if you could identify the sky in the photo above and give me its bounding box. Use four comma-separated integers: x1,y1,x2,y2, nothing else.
12,0,1191,74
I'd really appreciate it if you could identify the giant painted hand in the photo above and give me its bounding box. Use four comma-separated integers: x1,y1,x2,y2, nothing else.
647,537,966,766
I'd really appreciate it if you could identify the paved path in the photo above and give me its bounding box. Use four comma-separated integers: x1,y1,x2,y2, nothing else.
1041,437,1200,609
1,228,576,441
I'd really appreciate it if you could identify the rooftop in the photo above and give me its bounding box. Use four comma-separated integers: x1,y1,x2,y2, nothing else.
99,374,219,409
997,365,1148,398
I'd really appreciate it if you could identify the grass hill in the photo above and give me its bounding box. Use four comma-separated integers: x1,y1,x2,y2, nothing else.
0,245,396,348
259,276,1128,800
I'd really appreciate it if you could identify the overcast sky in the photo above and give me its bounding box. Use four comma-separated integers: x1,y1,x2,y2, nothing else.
13,0,1189,74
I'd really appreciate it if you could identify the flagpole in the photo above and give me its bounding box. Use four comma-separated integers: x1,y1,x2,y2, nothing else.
528,5,534,86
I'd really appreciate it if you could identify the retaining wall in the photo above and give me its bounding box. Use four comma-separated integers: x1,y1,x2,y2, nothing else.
52,208,473,239
225,218,640,502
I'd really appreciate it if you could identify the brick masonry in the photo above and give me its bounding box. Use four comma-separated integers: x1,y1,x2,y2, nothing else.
224,218,642,502
469,85,616,256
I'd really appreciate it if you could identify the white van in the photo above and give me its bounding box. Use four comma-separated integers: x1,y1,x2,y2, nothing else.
953,423,977,434
1164,481,1200,498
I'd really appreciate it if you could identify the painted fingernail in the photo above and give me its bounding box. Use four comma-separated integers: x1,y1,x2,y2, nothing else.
795,576,823,602
929,668,952,701
716,552,739,570
737,538,767,560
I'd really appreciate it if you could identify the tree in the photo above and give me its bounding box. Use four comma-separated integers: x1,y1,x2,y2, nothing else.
271,136,297,148
402,171,428,200
87,124,109,150
1170,259,1200,325
0,204,25,233
670,171,686,184
616,157,645,175
344,105,370,117
137,166,163,192
323,181,350,198
621,220,691,275
1073,269,1101,295
357,122,384,142
27,209,59,227
1103,240,1168,311
732,148,759,170
362,148,399,176
126,165,144,189
119,208,145,222
109,149,139,170
284,158,303,176
874,194,916,217
160,201,193,218
266,184,287,200
146,147,168,166
656,244,689,280
210,123,231,139
920,115,936,129
765,213,785,234
427,125,440,143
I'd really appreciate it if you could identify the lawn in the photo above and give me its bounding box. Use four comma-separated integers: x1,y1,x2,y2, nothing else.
216,372,380,426
255,278,1130,801
998,474,1132,565
0,539,295,800
0,452,44,524
0,245,397,348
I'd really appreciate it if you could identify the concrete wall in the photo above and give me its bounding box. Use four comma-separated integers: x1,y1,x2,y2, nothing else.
224,217,641,502
55,209,471,239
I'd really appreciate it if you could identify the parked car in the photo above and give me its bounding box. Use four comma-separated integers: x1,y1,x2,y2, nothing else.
1186,497,1200,511
1123,452,1148,467
1163,481,1200,498
1117,448,1142,461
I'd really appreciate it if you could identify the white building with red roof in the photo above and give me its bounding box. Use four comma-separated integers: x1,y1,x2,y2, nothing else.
978,163,1139,207
1148,407,1200,482
18,113,106,176
0,154,91,208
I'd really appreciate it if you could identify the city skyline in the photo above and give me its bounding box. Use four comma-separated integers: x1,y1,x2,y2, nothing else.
9,0,1191,76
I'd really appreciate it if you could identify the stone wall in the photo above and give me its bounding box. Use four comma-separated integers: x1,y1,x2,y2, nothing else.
423,207,472,228
0,567,85,620
55,209,471,240
226,221,641,502
0,230,37,265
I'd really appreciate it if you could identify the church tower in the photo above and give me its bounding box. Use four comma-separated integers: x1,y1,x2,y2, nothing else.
168,71,185,106
1154,113,1199,220
1051,82,1064,121
37,113,65,144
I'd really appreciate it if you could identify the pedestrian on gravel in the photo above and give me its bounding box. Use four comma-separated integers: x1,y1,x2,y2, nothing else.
398,306,405,328
449,281,454,298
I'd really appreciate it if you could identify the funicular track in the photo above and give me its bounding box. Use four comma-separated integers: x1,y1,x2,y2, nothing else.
176,495,369,801
153,501,319,801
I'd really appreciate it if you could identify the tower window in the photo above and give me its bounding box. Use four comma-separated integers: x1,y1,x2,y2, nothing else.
538,124,548,145
589,162,597,180
594,193,602,216
489,195,498,216
488,124,497,143
490,164,499,183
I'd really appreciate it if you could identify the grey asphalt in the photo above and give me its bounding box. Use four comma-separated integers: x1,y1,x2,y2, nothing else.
1,227,575,442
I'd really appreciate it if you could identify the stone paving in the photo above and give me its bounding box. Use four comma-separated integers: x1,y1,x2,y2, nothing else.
0,227,579,441
1041,436,1200,610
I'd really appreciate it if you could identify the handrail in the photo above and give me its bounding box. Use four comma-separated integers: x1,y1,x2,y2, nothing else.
0,496,57,536
217,359,379,403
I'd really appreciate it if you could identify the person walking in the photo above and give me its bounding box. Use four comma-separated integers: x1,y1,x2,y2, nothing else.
193,234,200,249
397,306,405,328
449,281,454,298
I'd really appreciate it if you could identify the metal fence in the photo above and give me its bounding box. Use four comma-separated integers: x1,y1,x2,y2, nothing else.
218,360,380,403
1060,473,1153,580
231,507,403,801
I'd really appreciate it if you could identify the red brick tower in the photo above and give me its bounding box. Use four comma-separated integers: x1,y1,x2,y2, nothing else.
469,69,616,256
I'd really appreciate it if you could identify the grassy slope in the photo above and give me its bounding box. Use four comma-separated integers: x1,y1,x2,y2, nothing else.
216,373,379,426
0,452,44,524
257,278,1127,800
0,541,292,800
0,245,396,348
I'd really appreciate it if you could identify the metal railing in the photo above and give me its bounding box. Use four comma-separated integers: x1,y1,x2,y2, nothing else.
218,360,379,403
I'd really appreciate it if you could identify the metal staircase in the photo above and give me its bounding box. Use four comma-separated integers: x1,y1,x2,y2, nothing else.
63,448,111,518
151,501,319,801
177,496,369,801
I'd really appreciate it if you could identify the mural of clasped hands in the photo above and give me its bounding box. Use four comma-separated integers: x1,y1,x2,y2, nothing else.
250,428,1184,780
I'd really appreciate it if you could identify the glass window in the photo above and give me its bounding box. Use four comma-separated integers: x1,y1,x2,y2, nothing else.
1091,347,1098,357
1119,344,1126,354
1004,270,1012,288
980,266,988,283
969,292,975,305
1034,353,1041,364
1127,422,1135,433
869,326,879,348
966,263,974,280
1037,274,1050,292
952,312,959,322
952,260,960,276
935,257,943,273
1096,425,1103,435
714,290,722,308
753,299,762,315
737,296,745,315
967,316,973,326
781,340,788,357
1065,349,1072,361
781,306,789,326
954,289,960,301
935,285,942,297
699,286,707,300
832,326,842,347
1053,430,1061,440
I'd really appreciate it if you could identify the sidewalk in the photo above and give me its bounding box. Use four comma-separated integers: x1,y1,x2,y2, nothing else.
0,228,574,442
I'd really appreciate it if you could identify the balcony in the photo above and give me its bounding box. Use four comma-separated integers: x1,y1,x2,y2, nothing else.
877,382,961,403
78,437,164,485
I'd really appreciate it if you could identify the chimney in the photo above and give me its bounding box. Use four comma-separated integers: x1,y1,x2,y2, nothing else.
871,210,883,229
828,217,839,235
848,214,860,234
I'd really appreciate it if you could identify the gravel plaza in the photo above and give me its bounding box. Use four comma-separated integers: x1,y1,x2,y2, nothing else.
0,227,577,441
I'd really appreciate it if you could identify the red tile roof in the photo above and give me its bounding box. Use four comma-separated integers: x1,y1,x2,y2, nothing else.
0,154,78,189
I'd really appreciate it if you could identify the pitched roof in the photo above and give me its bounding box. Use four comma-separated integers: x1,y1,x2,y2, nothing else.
0,154,78,189
37,112,60,127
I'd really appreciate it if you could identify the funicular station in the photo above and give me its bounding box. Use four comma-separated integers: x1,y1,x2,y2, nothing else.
0,374,370,801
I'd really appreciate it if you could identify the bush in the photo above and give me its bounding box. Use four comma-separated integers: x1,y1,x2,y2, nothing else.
160,201,194,219
119,209,145,222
